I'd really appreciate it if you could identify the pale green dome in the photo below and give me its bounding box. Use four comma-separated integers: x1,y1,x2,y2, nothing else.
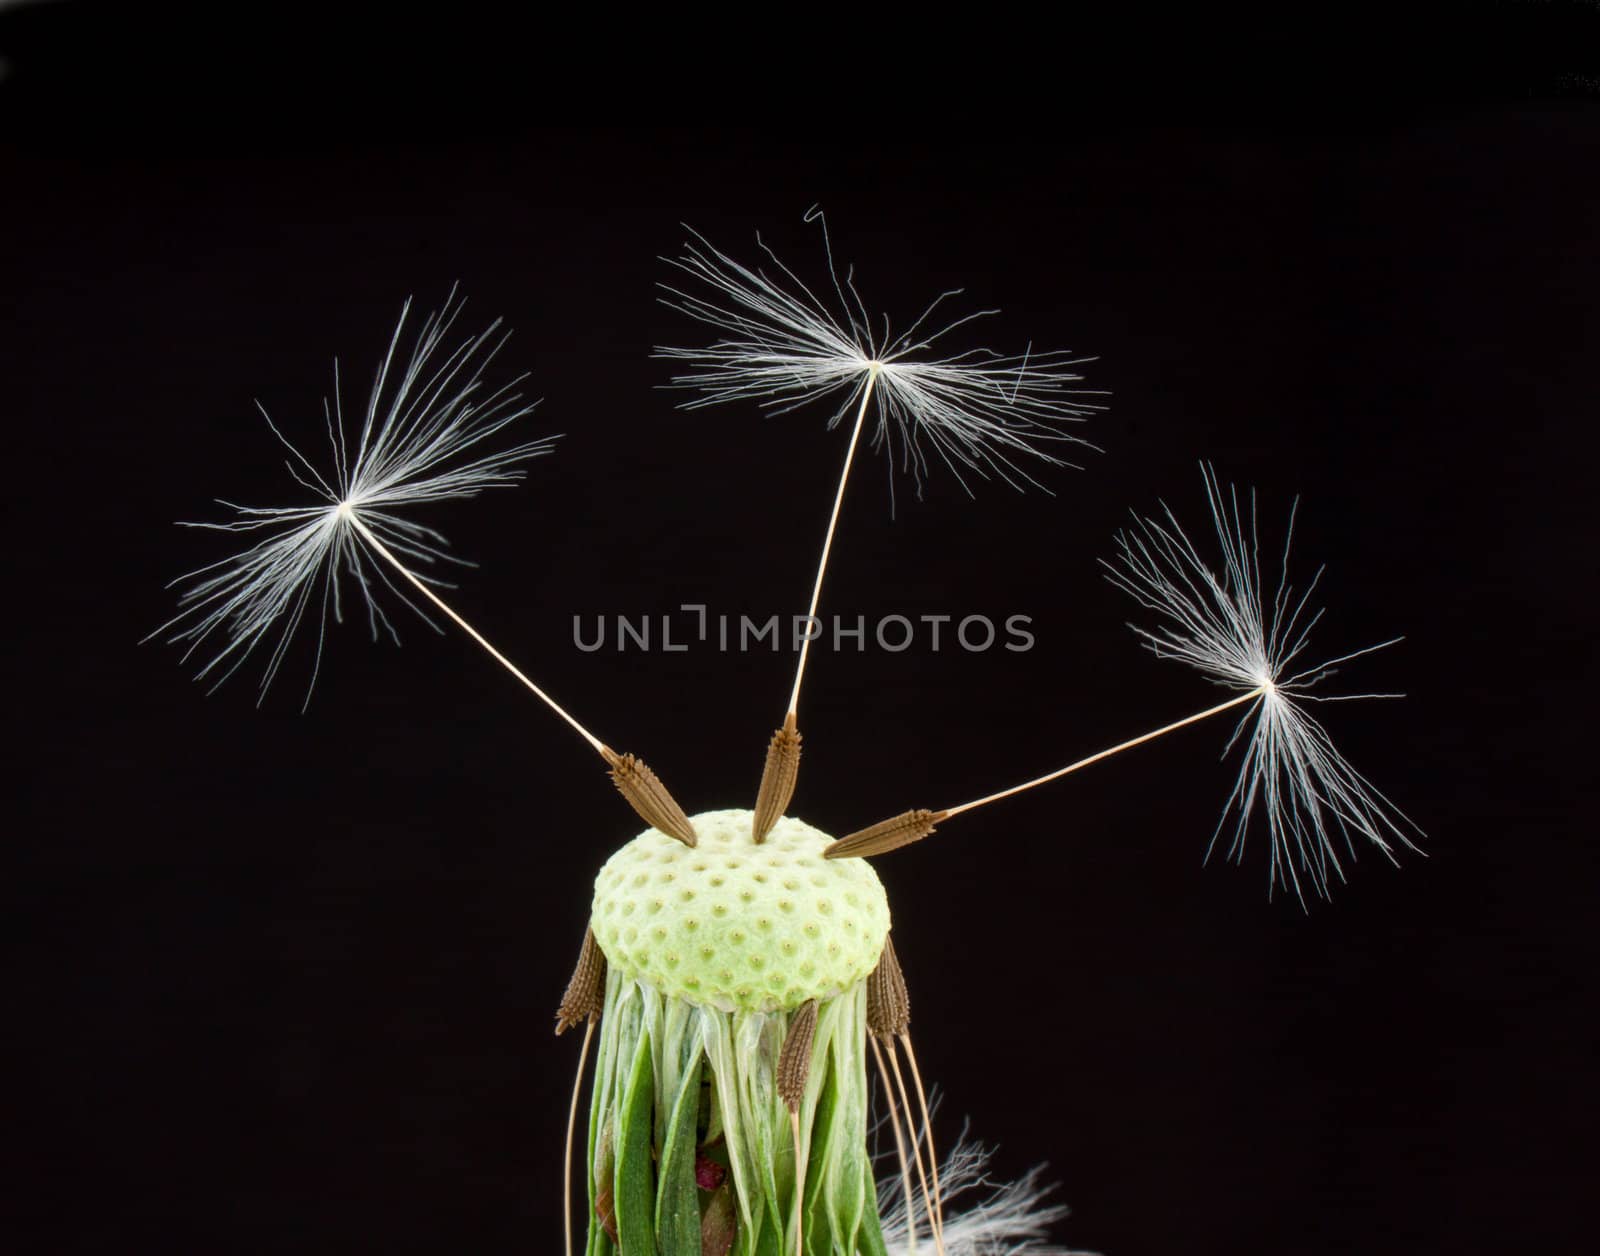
590,808,891,1013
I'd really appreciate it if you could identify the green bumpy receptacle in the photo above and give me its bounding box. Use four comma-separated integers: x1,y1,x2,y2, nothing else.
584,810,895,1256
591,809,891,1014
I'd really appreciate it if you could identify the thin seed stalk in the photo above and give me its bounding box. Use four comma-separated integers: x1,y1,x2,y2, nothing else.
786,365,880,719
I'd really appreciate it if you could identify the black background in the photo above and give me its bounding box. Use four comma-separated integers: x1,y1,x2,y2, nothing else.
6,4,1597,1254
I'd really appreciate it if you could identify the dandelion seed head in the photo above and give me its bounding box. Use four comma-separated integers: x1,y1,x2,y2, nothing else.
149,288,555,709
1104,463,1422,903
656,211,1104,498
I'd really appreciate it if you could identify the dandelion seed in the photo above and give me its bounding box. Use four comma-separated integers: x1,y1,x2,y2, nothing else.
835,464,1420,906
153,290,700,832
1103,463,1424,901
660,209,1105,824
151,288,559,708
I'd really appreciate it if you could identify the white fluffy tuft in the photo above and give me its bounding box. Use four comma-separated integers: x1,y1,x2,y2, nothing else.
1103,463,1423,902
656,210,1102,497
877,1132,1093,1256
151,289,553,707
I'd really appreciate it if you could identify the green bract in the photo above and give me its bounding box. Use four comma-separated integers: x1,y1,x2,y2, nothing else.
585,974,883,1256
591,810,891,1014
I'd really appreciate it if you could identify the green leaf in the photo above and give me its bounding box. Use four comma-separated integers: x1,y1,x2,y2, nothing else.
655,1053,703,1256
800,1057,837,1255
750,1212,783,1256
614,1028,656,1256
801,1054,836,1219
829,1117,867,1253
825,1011,869,1251
854,1163,889,1256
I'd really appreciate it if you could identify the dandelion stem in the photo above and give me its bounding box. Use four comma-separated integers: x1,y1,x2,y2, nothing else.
786,365,880,719
347,515,607,755
942,686,1268,818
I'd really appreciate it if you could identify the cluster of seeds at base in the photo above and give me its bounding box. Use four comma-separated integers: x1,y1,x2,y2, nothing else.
591,809,891,1013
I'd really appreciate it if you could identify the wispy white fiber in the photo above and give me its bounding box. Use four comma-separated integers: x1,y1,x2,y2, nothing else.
1104,464,1422,902
877,1131,1092,1256
151,289,553,708
656,209,1102,497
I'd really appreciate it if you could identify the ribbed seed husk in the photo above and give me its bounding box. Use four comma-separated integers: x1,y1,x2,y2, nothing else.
603,748,698,847
555,924,607,1034
865,934,910,1038
751,716,802,844
777,998,819,1111
824,808,945,860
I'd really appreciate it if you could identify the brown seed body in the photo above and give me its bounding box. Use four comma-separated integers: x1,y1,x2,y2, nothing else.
866,933,910,1037
555,925,608,1034
602,747,699,847
777,998,820,1112
824,808,947,860
751,714,802,843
